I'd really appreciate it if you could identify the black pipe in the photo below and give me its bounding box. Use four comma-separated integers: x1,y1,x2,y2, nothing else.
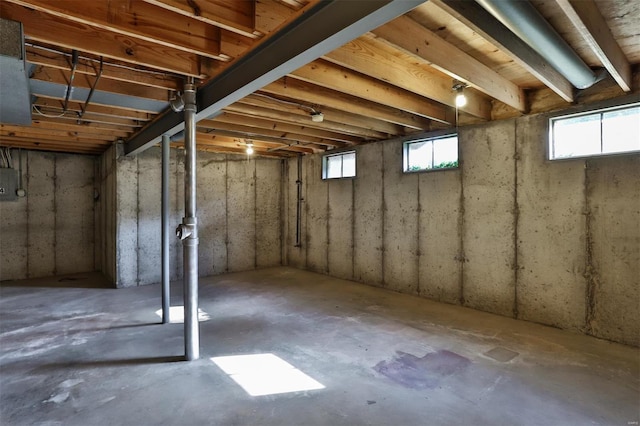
63,50,79,112
295,154,303,247
78,56,104,121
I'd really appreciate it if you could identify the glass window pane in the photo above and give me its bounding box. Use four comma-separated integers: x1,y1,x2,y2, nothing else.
552,114,601,158
326,155,342,179
433,136,458,168
408,141,433,171
342,152,356,177
602,107,640,154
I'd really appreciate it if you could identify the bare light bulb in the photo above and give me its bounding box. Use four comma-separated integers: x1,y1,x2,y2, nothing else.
246,144,254,155
455,92,467,108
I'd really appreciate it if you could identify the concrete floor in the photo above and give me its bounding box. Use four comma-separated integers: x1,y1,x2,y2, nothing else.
1,267,638,426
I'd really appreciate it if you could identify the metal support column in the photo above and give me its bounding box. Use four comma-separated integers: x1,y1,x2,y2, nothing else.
175,78,199,361
161,134,170,324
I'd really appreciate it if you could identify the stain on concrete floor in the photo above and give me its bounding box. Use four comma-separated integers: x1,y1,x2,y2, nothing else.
374,350,471,389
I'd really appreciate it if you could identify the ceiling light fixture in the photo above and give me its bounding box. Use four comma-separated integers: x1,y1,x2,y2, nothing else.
245,141,254,155
310,111,324,122
452,80,468,108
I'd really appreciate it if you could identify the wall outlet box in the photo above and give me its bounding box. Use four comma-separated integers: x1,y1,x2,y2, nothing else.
0,168,19,201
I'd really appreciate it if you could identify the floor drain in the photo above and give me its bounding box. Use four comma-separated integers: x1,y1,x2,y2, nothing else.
484,347,518,362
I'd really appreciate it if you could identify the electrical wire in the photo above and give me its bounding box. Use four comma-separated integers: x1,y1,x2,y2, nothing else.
26,42,177,77
253,92,319,114
32,104,68,118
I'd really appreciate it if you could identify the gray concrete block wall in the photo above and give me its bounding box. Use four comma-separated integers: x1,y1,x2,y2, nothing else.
285,110,639,347
27,152,55,278
587,156,640,346
382,140,419,294
256,159,282,268
417,169,462,304
226,159,256,272
516,115,587,331
353,143,384,286
96,145,116,283
462,121,516,318
106,148,283,288
197,153,227,276
137,148,162,285
115,151,139,287
327,178,354,280
0,150,96,281
305,154,328,274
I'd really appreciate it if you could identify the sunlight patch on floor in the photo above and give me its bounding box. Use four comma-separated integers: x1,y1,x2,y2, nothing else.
211,353,325,397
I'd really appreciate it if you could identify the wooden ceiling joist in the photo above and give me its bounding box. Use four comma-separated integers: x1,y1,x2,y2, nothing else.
197,119,344,148
0,2,207,78
432,0,575,103
32,97,153,121
26,46,181,91
371,16,526,112
323,37,493,119
30,66,171,102
243,93,405,136
262,78,432,130
4,0,226,60
212,112,363,145
227,102,387,140
554,0,632,92
290,60,454,124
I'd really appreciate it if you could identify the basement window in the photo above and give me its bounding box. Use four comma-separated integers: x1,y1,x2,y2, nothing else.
549,103,640,160
322,151,356,179
403,134,458,172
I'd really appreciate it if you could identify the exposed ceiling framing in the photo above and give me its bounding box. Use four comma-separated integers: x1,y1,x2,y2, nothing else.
0,0,638,157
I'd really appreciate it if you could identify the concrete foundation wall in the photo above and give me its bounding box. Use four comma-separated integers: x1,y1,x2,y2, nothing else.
285,114,639,347
110,147,283,288
0,150,96,281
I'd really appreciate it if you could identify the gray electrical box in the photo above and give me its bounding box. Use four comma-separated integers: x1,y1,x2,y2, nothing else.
0,168,19,201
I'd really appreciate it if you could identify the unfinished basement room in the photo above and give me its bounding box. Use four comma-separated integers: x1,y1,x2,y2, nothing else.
0,0,638,425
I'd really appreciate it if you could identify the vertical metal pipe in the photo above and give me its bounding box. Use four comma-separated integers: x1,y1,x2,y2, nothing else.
181,78,199,360
295,154,302,247
161,134,170,324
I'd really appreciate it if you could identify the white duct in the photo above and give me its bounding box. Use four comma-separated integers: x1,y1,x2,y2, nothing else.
475,0,599,89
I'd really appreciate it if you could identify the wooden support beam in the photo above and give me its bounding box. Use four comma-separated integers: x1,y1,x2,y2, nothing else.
169,142,293,159
371,16,525,112
1,124,127,141
197,128,324,153
30,66,170,102
30,115,139,134
26,46,181,91
554,0,632,92
0,137,108,154
244,93,404,135
432,0,575,102
32,108,144,128
143,0,258,39
198,119,343,148
290,60,454,124
0,2,205,77
5,0,225,60
212,112,361,144
33,97,153,121
262,77,432,130
195,132,319,154
325,36,494,118
228,101,384,140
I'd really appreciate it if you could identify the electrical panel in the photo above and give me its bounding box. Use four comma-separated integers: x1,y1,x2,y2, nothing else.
0,168,18,201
